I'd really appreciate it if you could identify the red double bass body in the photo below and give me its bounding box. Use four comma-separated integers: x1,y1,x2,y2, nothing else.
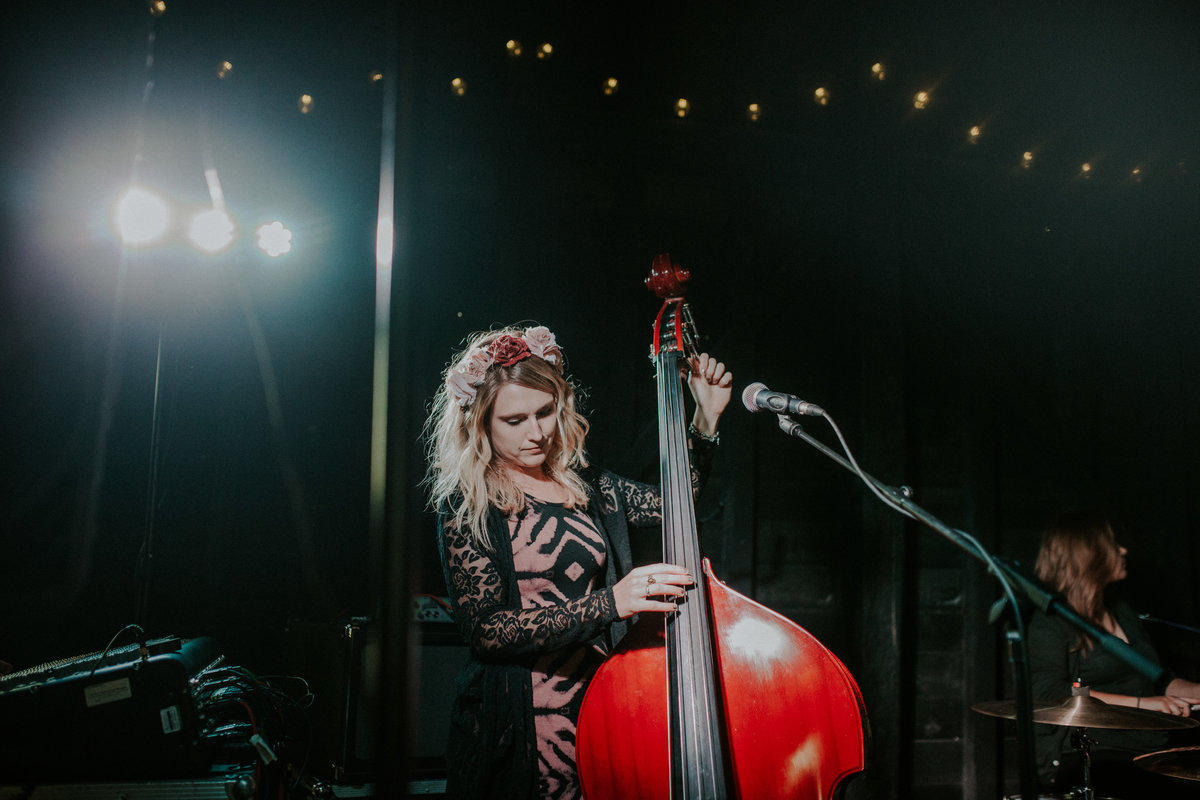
576,256,868,799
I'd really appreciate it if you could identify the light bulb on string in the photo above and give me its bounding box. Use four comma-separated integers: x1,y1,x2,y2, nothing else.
747,103,761,121
450,78,466,96
506,40,523,57
217,60,233,79
813,87,829,106
871,62,886,81
603,77,619,96
913,91,930,110
968,125,982,144
674,98,690,118
537,43,553,60
297,94,315,114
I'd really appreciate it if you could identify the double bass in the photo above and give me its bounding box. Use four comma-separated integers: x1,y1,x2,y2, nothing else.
576,255,868,799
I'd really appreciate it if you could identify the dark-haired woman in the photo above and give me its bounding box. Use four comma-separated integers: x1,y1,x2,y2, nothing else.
1029,511,1200,797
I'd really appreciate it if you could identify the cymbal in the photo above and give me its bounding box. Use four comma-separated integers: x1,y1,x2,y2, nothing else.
1134,746,1200,781
972,696,1200,730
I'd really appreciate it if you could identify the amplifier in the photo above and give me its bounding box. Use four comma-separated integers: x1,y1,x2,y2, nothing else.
0,636,223,782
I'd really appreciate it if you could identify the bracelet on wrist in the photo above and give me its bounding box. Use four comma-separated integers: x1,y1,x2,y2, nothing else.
688,423,719,445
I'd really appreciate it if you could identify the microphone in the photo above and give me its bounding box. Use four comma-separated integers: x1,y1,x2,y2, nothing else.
741,382,824,417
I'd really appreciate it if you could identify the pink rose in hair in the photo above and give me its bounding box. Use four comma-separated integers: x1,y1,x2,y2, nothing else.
489,334,532,367
446,365,479,406
523,326,562,368
464,347,493,378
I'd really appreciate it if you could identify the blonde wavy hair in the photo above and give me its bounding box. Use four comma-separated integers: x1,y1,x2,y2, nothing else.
424,326,592,549
1034,511,1126,652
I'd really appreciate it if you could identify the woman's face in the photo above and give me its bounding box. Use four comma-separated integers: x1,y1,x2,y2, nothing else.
1109,541,1128,583
488,382,557,475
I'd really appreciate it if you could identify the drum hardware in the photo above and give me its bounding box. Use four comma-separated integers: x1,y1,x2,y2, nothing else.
975,687,1200,800
972,695,1200,731
1133,745,1200,782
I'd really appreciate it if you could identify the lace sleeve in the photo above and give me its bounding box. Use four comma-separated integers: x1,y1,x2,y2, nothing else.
597,433,719,526
438,514,618,658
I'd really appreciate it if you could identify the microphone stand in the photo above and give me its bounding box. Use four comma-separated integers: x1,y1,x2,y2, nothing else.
771,414,1162,800
1140,613,1200,638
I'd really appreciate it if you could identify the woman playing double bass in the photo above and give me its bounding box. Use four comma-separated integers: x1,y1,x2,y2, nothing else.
423,323,733,799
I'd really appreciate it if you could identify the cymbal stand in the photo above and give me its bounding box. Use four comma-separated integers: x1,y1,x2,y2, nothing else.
1069,728,1097,800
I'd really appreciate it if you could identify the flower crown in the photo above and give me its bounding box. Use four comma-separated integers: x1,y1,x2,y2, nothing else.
446,326,564,407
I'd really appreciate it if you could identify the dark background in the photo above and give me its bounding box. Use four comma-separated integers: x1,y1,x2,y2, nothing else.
3,1,1199,797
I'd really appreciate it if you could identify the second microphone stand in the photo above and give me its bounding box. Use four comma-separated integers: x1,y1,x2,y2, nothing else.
771,412,1161,800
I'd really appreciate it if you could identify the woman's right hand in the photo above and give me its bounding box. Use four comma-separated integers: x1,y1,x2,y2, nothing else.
613,563,694,619
1138,695,1200,716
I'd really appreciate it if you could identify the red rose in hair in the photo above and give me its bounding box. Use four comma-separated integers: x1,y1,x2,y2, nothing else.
489,334,532,367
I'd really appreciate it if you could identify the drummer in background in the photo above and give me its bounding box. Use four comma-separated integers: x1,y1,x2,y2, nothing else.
1029,510,1200,797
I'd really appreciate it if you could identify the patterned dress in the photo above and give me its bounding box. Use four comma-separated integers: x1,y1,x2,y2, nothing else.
437,438,715,800
509,498,608,799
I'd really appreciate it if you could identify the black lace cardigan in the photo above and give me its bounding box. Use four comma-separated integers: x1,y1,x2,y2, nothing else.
435,439,714,800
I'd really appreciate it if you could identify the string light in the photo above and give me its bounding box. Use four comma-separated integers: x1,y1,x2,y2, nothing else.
132,16,1178,192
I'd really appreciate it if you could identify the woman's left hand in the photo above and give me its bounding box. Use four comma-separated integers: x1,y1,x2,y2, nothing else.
687,352,733,435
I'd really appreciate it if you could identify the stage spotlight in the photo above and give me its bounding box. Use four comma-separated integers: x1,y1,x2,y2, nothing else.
113,185,171,247
255,221,293,257
187,208,236,254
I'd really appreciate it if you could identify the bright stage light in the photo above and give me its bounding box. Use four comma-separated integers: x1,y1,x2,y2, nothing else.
113,185,171,247
255,221,293,257
187,208,236,253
